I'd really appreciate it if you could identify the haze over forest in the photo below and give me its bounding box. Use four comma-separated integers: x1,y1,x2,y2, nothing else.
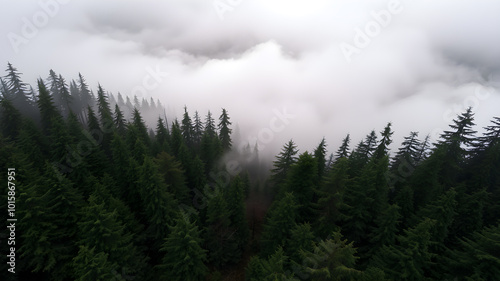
1,0,500,157
0,1,499,281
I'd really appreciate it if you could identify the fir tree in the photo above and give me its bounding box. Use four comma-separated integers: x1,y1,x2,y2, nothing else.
193,110,204,148
158,215,208,281
155,151,189,204
225,175,250,256
446,223,500,280
373,122,393,160
37,79,62,134
298,232,362,281
270,139,299,191
335,134,351,160
137,156,177,241
218,108,232,151
284,151,318,220
314,137,327,182
370,218,436,281
19,163,84,280
260,192,299,257
286,223,315,264
57,74,72,118
77,73,94,109
4,63,33,117
72,246,116,281
113,104,126,136
181,106,193,147
205,188,239,267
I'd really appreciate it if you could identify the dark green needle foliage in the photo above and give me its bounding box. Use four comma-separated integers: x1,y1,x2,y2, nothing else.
158,215,208,281
2,65,499,280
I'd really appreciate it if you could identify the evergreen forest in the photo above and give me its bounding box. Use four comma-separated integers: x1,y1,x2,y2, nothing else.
0,63,499,281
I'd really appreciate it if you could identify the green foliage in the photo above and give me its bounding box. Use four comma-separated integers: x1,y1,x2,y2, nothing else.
371,218,436,281
271,139,299,189
72,246,116,281
218,108,232,151
284,152,318,220
158,215,208,281
298,232,362,281
446,224,500,280
314,157,350,236
155,151,189,204
19,163,84,280
137,156,178,241
286,223,315,264
261,192,299,257
205,188,239,267
225,175,250,256
246,247,298,281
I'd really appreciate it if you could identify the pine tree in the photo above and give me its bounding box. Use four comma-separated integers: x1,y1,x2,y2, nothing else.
446,223,500,280
370,218,435,281
298,232,362,281
131,107,151,148
315,157,350,237
37,79,62,134
113,104,126,136
110,132,142,214
170,119,183,157
78,73,94,109
85,106,101,140
373,122,393,160
270,139,299,191
0,97,23,139
77,187,145,280
16,118,48,166
193,110,204,149
4,63,34,117
205,188,239,267
225,175,250,256
342,155,390,247
218,108,232,151
335,134,351,160
286,223,315,264
155,151,189,204
181,106,193,147
19,163,84,280
57,74,72,118
200,113,222,174
284,152,318,221
436,107,477,186
137,156,178,242
69,80,80,113
367,204,401,258
72,246,116,281
155,117,170,153
205,110,216,137
314,137,327,182
260,192,299,257
349,130,377,177
246,247,296,281
389,132,421,190
158,215,208,281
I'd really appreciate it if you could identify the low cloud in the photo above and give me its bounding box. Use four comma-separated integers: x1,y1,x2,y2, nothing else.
1,0,499,159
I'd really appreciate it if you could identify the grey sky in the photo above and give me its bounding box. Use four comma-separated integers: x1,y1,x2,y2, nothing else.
1,0,499,157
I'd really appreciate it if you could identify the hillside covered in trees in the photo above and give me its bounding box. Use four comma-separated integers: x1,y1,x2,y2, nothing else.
1,64,499,280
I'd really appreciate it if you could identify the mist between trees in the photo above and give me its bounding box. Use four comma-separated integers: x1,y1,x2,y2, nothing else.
0,63,499,280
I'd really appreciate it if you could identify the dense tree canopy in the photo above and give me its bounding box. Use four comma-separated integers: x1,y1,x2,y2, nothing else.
0,64,498,280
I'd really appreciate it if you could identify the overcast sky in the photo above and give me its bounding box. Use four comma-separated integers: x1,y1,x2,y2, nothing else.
1,0,499,157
